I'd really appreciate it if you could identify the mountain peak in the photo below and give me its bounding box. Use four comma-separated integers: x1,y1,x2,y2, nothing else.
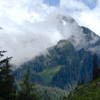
57,15,75,25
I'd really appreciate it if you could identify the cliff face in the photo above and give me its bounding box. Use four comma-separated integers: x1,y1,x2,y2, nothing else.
48,40,95,88
51,46,94,88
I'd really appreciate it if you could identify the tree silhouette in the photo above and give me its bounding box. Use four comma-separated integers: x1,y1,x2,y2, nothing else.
17,68,39,100
0,51,16,100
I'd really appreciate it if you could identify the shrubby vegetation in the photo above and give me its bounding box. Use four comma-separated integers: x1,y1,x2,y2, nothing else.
33,84,68,100
66,78,100,100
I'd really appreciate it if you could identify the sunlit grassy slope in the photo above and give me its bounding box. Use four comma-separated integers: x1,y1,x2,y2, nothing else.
38,66,61,85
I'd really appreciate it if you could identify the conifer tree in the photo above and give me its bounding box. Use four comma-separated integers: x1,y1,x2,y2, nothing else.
0,51,16,100
17,68,39,100
17,68,32,100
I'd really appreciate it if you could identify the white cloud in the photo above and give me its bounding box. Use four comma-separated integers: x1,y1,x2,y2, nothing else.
76,11,100,34
59,0,100,35
0,0,100,66
60,0,89,11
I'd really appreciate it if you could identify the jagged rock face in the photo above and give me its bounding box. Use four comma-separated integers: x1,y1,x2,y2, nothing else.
69,26,100,52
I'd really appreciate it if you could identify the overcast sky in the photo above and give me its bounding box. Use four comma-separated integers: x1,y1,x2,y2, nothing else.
0,0,100,66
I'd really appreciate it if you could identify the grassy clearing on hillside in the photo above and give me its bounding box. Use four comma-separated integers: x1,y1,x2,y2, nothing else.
38,66,61,85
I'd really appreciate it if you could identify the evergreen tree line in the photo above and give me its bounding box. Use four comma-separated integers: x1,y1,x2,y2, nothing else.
0,51,39,100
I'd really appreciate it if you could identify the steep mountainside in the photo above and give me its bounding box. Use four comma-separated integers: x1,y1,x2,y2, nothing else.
14,39,97,89
13,15,100,89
